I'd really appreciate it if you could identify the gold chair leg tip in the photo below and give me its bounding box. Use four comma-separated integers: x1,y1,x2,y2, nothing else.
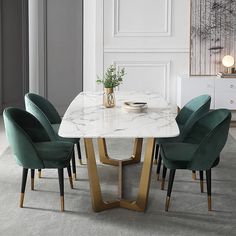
73,173,76,181
165,197,170,211
192,173,196,180
20,193,24,208
79,160,83,165
60,196,65,212
208,196,212,211
38,171,42,178
154,159,158,165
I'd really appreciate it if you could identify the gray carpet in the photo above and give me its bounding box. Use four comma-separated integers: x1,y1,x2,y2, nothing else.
0,137,235,236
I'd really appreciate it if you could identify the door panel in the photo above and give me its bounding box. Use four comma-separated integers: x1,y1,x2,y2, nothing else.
103,0,190,104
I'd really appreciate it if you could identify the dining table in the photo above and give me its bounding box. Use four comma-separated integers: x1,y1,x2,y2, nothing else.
59,91,179,212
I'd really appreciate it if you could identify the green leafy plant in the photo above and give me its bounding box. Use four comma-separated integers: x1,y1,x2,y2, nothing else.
96,65,125,88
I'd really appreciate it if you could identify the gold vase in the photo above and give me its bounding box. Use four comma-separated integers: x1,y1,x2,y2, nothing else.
103,88,115,108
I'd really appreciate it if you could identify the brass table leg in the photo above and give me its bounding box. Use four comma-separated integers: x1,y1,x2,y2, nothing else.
118,161,123,199
84,138,120,212
84,138,155,212
120,138,155,211
98,138,143,166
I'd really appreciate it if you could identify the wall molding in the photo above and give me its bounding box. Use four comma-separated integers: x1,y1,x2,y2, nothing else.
38,0,48,98
29,0,48,97
113,60,171,101
104,48,189,53
22,0,29,95
113,0,172,37
84,0,104,92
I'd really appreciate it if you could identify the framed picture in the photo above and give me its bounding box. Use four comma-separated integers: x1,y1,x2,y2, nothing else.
190,0,236,75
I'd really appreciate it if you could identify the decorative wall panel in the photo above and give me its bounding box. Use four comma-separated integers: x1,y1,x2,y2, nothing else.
190,0,236,75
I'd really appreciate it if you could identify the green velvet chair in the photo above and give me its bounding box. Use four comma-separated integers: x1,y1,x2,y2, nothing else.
155,94,211,181
24,93,82,180
3,108,74,211
160,109,231,212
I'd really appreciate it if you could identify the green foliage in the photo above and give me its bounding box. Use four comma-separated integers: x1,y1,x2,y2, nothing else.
96,65,125,88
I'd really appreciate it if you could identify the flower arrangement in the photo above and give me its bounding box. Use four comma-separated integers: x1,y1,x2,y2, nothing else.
96,65,125,88
96,65,126,108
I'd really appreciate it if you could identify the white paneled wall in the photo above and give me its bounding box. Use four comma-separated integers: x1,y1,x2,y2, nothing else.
112,0,171,37
84,0,190,104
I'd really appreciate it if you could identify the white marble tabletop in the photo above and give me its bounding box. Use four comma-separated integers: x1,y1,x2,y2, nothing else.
59,91,179,138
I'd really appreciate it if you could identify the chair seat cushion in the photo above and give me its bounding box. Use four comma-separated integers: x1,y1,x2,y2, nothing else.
52,124,80,143
35,141,74,168
161,143,198,169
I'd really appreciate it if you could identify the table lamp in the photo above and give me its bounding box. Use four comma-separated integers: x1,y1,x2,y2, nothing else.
222,55,234,74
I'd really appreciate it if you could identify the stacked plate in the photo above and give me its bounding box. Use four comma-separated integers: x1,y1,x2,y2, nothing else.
122,102,148,113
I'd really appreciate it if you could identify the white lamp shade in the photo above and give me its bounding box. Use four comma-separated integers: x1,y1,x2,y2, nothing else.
222,55,234,68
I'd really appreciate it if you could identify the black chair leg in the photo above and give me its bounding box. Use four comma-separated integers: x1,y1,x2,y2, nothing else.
154,144,159,165
71,150,77,180
161,165,167,190
206,169,212,211
20,168,28,208
76,143,82,165
38,169,41,178
199,170,204,193
31,169,35,190
165,169,176,211
58,168,64,212
67,163,73,189
156,152,162,181
192,170,196,180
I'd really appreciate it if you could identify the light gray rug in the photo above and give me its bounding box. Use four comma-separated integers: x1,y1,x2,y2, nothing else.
0,137,235,236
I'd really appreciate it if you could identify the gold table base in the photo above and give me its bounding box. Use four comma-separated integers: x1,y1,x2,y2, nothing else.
84,137,155,212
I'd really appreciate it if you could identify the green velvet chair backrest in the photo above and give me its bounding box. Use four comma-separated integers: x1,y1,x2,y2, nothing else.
25,93,61,141
186,109,231,170
176,95,211,141
3,108,50,169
